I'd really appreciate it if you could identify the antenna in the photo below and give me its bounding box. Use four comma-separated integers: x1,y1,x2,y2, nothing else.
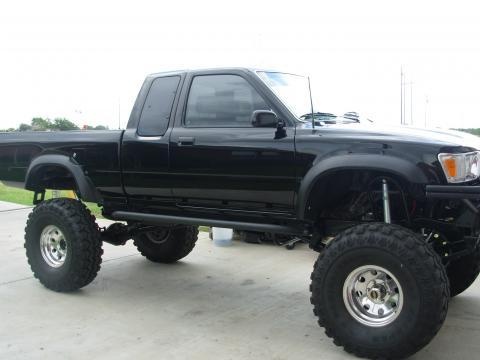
308,76,315,129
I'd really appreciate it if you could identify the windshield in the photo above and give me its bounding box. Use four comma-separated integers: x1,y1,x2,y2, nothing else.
257,71,368,125
257,71,312,119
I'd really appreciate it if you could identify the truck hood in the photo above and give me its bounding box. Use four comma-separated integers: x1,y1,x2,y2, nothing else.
301,122,480,151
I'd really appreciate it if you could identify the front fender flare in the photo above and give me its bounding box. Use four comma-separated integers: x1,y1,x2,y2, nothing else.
25,154,102,204
296,154,429,219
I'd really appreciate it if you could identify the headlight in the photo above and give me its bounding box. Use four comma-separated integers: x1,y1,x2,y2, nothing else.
438,151,480,183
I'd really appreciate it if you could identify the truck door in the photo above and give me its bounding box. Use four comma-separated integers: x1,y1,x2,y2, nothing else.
169,72,296,214
121,75,182,209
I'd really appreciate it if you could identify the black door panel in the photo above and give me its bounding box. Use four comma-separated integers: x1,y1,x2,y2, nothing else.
121,131,171,198
169,127,296,211
169,73,296,212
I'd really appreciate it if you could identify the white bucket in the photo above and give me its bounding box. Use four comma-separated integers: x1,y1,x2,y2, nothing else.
212,227,233,247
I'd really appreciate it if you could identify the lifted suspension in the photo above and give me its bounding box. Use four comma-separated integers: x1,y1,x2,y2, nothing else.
382,179,391,224
101,223,159,246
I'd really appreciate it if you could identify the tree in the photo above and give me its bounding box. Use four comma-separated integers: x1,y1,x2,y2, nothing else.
18,123,32,131
81,124,109,130
31,117,52,131
16,117,88,132
51,118,79,131
455,128,480,137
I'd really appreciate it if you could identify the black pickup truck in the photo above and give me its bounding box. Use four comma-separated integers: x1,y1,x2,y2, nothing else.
1,68,480,359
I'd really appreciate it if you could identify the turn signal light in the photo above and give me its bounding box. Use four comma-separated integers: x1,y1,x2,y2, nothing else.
443,157,457,178
438,151,480,183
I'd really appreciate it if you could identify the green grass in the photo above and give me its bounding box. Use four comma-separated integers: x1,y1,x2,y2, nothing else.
0,182,103,218
0,182,34,205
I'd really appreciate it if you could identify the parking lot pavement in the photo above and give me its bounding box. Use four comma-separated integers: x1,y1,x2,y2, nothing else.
1,202,480,360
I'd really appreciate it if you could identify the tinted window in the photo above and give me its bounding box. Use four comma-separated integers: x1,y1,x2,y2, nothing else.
185,75,269,127
138,76,180,136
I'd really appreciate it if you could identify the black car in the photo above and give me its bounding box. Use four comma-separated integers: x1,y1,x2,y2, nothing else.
1,68,479,359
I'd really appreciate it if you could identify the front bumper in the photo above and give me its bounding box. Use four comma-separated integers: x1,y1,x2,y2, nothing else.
426,185,480,200
424,185,480,260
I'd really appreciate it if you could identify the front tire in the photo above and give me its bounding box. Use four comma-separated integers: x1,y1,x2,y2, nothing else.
310,223,449,359
133,226,198,263
25,198,103,292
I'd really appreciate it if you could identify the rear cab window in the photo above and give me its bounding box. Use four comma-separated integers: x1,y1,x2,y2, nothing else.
138,76,181,136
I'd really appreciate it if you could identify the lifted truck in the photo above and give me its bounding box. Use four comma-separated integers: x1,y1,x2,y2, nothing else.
1,68,480,359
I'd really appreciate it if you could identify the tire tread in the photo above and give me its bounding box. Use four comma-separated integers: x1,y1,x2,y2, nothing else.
133,226,198,263
310,223,449,359
25,198,103,292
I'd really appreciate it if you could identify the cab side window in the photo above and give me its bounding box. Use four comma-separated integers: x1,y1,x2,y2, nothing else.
184,75,269,127
138,76,181,136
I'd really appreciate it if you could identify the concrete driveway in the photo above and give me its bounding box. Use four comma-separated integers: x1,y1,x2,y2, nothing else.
1,200,480,359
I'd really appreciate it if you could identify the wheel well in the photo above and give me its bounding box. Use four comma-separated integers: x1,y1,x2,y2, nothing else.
303,169,415,223
25,154,103,204
26,164,78,192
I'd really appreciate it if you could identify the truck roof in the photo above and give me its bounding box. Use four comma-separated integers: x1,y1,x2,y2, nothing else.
146,67,298,78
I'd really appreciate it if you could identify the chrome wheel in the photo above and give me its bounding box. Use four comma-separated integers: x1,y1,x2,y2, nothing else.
343,265,403,327
40,225,67,268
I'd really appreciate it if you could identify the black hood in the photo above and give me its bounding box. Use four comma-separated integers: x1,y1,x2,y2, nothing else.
299,122,480,152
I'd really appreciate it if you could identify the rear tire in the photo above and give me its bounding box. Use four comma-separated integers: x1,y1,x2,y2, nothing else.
310,223,449,359
447,247,480,297
24,198,103,292
133,226,198,263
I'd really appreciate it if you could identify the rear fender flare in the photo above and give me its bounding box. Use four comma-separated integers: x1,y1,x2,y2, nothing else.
25,154,102,204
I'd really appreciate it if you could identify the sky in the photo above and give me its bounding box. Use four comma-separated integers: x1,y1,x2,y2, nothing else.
1,0,480,130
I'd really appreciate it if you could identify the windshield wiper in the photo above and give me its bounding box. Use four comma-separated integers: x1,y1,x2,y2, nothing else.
300,112,337,120
299,112,360,125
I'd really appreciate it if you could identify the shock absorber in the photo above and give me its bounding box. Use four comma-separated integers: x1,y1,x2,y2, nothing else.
382,179,392,224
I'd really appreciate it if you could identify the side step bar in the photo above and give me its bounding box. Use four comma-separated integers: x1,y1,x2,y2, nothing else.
111,211,306,235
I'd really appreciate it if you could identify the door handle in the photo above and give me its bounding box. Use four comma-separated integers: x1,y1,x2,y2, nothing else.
177,136,195,146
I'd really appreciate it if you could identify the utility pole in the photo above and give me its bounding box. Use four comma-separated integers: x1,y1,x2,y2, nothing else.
400,67,414,126
403,81,414,125
424,96,429,128
410,82,413,125
118,98,121,130
400,67,404,125
403,76,406,125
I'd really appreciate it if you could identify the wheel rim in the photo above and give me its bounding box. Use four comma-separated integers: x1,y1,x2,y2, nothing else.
146,228,170,244
343,265,403,327
40,225,67,268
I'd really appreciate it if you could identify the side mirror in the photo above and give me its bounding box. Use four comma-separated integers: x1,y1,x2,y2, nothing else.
251,110,281,128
